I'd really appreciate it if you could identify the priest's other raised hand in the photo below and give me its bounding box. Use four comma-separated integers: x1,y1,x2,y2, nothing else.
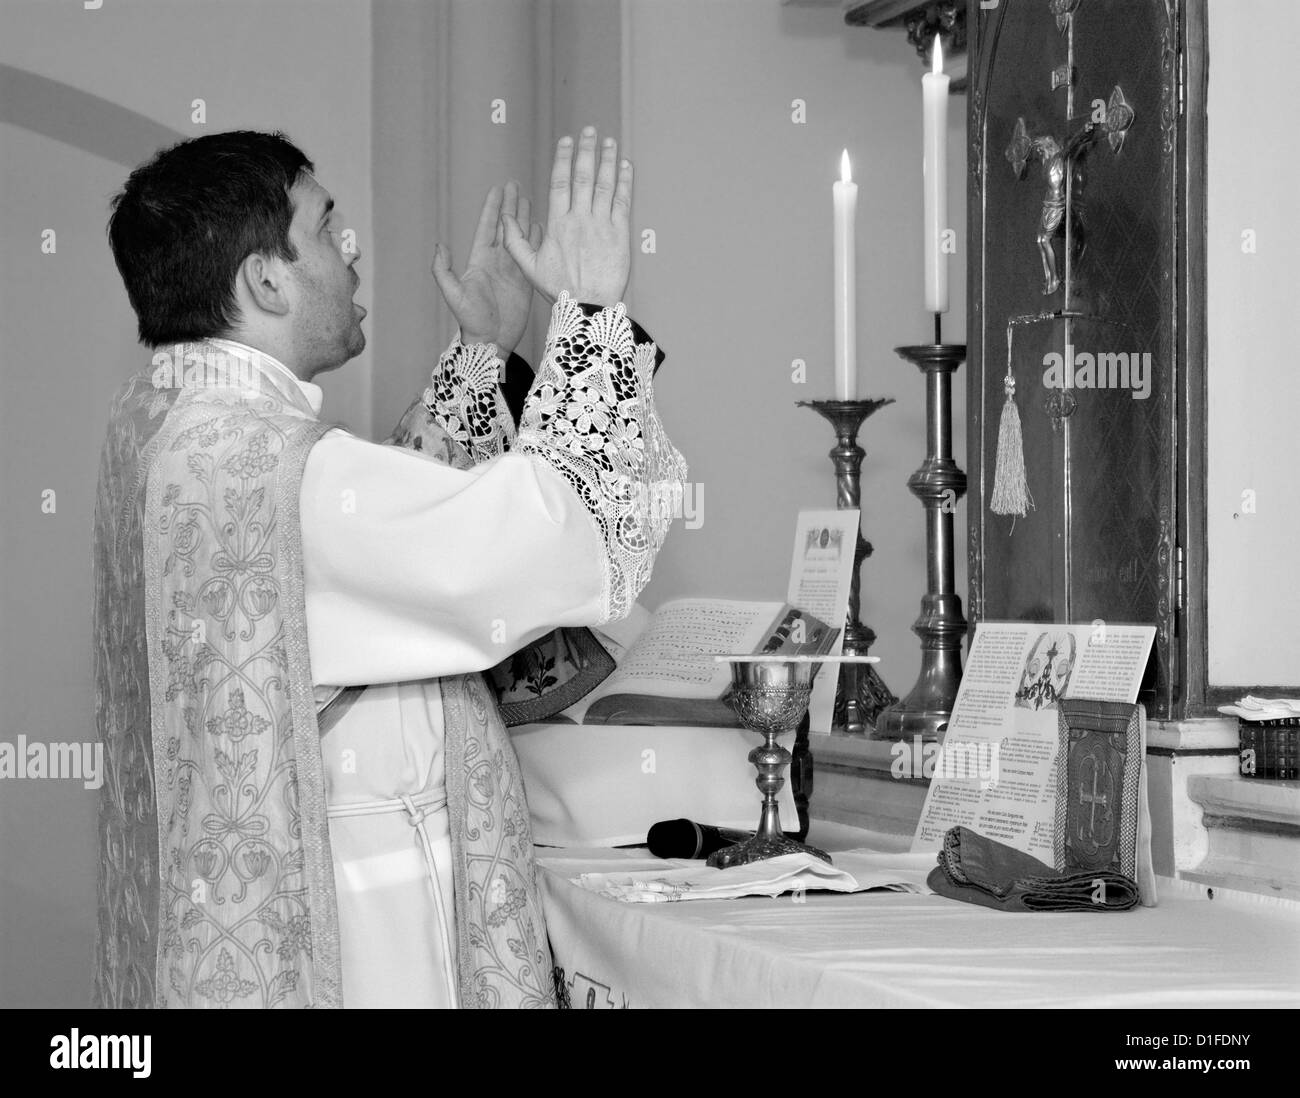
502,126,632,308
431,180,542,357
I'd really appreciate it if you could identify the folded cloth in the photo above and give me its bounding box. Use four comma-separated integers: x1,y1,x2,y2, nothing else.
1217,695,1300,721
928,826,1140,912
574,848,935,903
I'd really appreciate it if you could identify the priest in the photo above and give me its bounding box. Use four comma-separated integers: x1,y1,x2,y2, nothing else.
94,126,686,1008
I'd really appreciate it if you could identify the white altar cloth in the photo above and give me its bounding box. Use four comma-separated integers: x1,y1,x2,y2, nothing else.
512,722,798,847
538,826,1300,1009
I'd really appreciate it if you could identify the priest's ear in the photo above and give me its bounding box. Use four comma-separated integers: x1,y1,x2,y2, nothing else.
235,251,293,320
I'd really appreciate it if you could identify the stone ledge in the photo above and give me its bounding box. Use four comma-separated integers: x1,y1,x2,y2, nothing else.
809,732,910,775
1147,716,1238,753
814,717,1241,771
1179,774,1300,900
1179,839,1300,901
1187,774,1300,833
806,727,1291,874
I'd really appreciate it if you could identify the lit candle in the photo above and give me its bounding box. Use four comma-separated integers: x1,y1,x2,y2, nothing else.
922,37,950,315
832,149,858,400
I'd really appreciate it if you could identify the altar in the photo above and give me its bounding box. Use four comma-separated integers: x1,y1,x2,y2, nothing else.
537,823,1300,1010
517,0,1300,1015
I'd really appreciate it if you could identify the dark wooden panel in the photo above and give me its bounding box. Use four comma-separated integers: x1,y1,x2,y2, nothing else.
968,0,1180,710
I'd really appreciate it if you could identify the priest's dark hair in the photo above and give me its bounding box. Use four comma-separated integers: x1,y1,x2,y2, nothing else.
107,130,314,347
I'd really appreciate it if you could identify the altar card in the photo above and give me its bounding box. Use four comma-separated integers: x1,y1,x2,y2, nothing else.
909,621,1156,864
786,509,859,734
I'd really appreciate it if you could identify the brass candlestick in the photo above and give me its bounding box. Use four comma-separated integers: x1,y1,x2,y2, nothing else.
874,342,968,743
797,399,897,735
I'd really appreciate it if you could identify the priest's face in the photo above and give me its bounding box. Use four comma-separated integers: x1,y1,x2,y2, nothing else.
285,173,366,376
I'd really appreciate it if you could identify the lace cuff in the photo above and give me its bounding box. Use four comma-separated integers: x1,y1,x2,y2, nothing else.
420,335,516,464
515,292,688,624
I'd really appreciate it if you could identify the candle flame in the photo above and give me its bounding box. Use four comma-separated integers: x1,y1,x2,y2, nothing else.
932,37,943,74
840,149,852,183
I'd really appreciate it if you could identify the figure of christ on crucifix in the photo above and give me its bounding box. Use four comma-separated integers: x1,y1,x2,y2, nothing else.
1006,117,1100,296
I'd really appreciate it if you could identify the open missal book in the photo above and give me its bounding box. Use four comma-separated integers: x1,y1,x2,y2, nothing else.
558,599,839,727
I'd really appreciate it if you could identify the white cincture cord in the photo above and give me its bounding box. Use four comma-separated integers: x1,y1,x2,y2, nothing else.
399,792,461,1008
326,788,460,1007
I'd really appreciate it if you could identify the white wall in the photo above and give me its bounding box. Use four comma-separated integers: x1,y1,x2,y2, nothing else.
371,0,575,434
1206,0,1299,686
369,1,968,708
621,0,969,701
0,0,372,1007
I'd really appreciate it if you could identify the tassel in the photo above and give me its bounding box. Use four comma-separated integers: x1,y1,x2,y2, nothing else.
991,374,1034,518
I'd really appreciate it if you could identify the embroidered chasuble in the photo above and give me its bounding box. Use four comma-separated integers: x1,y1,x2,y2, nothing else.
93,293,687,1008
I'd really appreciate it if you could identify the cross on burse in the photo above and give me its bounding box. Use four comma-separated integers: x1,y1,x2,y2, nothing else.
1079,767,1110,831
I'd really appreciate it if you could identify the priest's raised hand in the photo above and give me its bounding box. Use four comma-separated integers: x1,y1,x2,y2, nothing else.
502,126,632,308
432,179,542,357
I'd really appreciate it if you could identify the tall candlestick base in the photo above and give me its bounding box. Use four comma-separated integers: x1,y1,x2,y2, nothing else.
797,399,897,735
874,344,967,744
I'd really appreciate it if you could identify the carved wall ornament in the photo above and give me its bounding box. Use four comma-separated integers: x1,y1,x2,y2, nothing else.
902,1,966,62
1105,85,1135,153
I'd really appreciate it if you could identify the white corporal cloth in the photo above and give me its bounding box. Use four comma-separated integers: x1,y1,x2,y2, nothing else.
210,340,608,1008
539,827,1300,1009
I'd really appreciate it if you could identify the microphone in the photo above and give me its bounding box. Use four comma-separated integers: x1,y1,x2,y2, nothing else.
646,819,800,860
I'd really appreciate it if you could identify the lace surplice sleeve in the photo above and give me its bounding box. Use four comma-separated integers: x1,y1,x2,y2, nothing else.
514,292,688,624
384,335,516,467
422,336,517,464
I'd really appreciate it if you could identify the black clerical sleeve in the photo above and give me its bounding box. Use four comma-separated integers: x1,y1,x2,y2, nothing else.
500,352,534,428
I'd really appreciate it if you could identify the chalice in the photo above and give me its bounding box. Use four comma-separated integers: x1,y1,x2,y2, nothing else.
708,655,880,869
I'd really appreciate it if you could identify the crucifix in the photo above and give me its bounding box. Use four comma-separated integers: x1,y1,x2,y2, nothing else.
1004,1,1134,300
989,0,1139,523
